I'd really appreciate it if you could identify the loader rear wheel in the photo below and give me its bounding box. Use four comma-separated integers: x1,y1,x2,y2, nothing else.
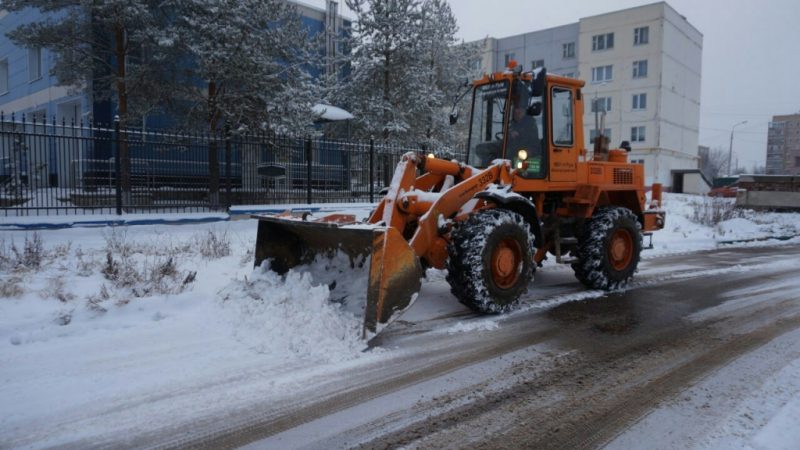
447,209,534,314
572,206,642,290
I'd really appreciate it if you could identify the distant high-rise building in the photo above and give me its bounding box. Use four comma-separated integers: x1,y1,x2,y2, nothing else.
474,2,702,188
766,113,800,175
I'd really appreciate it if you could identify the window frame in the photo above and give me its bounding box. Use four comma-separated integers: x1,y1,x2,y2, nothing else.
28,47,43,82
632,60,648,79
634,26,650,46
631,126,646,142
531,59,545,70
562,42,575,59
0,59,8,94
632,93,647,110
551,87,574,147
591,97,612,113
591,65,613,83
591,32,615,51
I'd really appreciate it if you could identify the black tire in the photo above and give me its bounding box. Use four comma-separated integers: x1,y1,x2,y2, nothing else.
446,209,535,314
572,206,642,290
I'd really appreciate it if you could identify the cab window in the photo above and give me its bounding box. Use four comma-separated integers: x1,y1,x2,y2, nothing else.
551,88,573,146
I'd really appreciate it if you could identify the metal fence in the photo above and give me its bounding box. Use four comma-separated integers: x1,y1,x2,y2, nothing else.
0,113,465,216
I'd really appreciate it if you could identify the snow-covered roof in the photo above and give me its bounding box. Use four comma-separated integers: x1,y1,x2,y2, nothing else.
312,104,354,122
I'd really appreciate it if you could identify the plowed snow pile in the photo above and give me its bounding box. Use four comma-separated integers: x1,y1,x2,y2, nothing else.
218,254,370,360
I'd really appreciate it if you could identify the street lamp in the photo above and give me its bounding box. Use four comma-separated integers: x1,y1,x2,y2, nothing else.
728,120,748,176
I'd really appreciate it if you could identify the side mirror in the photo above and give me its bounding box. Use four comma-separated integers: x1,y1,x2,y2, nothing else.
526,101,542,117
531,68,546,97
449,109,459,125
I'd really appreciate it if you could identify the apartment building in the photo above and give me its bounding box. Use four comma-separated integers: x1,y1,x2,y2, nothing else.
766,113,800,175
477,2,702,188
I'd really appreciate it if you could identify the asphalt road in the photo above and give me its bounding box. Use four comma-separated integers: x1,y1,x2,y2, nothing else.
148,243,800,450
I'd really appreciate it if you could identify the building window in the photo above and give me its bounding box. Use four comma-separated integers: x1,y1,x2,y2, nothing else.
632,159,645,164
592,33,614,51
632,60,648,78
562,42,575,59
796,156,800,167
0,59,8,94
634,26,649,45
589,128,612,141
562,72,575,78
632,93,647,110
28,47,43,81
591,65,613,82
631,126,646,142
531,59,544,70
591,97,612,113
504,52,516,66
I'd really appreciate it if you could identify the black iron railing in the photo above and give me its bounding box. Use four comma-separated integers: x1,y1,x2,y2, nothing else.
0,113,465,216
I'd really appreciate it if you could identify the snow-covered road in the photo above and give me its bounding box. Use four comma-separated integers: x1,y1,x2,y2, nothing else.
212,245,800,449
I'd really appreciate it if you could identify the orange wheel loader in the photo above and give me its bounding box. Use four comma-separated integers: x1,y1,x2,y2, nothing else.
253,61,665,338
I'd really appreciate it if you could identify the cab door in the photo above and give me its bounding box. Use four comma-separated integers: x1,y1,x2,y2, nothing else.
548,86,579,182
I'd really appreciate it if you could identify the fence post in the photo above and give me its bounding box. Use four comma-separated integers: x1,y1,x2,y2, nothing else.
225,127,232,209
305,137,312,204
369,138,375,203
113,116,122,215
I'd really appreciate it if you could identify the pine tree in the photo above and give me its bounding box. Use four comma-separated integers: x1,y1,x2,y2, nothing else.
416,0,482,148
165,0,320,204
166,0,319,133
336,0,480,147
336,0,428,143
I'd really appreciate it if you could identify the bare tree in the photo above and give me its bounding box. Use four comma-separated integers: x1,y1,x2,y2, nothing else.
699,146,730,180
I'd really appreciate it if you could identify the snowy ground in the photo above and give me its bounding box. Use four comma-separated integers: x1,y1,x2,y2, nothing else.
1,193,799,448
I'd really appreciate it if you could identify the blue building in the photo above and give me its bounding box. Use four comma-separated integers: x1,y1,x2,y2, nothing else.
0,1,350,126
0,1,350,191
0,7,87,124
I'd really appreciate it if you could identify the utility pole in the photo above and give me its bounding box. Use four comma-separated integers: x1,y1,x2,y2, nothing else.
728,120,747,176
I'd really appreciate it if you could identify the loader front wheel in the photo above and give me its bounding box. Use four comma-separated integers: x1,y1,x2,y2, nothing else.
572,207,642,290
447,209,534,314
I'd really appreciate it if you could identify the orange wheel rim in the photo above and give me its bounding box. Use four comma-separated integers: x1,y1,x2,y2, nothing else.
491,238,523,289
609,229,633,271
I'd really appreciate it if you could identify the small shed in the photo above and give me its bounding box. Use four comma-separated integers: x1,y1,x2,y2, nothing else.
671,169,712,195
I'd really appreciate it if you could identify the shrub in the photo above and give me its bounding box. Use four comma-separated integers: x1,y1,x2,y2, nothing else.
87,285,112,313
196,230,231,259
42,277,75,303
11,233,44,269
0,276,23,297
690,196,741,226
103,251,195,298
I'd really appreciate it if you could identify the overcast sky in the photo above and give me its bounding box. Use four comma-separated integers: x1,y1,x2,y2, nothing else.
307,0,800,170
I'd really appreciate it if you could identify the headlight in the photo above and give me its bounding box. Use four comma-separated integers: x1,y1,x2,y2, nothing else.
427,152,435,159
516,161,523,169
517,149,528,161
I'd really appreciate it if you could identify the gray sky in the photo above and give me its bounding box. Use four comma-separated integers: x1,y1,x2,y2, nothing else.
309,0,800,170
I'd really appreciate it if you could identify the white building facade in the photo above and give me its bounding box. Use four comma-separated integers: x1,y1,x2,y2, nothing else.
477,2,702,188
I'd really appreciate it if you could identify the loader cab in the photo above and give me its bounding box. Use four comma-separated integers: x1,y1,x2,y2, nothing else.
466,67,586,183
466,68,546,178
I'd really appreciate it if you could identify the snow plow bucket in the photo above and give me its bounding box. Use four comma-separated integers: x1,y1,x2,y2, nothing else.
253,215,423,338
